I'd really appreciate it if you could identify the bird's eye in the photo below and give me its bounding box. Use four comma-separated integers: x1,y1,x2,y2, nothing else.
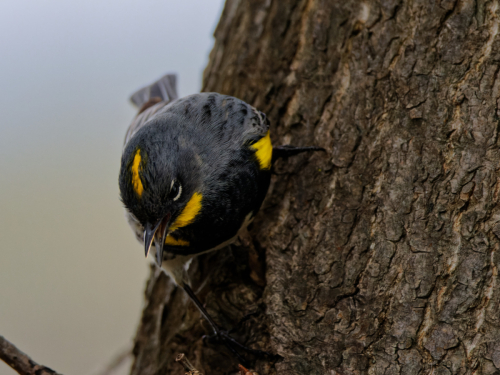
169,179,182,201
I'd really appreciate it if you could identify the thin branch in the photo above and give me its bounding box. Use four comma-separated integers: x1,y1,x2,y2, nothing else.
0,335,63,375
93,346,131,375
238,364,259,375
175,353,203,375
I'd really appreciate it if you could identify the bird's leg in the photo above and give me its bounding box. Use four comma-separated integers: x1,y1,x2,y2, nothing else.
272,145,325,163
182,283,271,365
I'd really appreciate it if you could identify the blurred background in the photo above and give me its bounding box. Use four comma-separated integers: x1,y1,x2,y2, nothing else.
0,1,224,374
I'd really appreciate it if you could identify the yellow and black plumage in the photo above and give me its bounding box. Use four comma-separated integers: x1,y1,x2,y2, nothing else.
119,74,322,362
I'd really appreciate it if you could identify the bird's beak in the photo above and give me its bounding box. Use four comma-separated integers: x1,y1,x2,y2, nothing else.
143,213,171,267
144,221,160,258
153,213,171,267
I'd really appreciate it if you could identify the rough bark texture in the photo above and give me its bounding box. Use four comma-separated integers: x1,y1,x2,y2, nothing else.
130,0,500,374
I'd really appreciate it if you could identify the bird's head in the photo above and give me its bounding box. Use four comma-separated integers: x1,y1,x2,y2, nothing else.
119,118,202,266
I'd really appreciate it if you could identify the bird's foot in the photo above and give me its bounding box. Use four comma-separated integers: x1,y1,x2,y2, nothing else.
182,283,276,366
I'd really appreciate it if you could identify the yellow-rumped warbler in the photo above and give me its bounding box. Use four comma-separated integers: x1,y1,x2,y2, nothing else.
119,74,323,362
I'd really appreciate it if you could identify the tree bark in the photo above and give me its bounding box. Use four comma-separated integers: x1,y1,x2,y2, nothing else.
130,0,500,374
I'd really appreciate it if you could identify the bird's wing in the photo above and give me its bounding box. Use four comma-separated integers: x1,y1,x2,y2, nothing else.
124,74,179,146
153,92,272,170
162,92,270,143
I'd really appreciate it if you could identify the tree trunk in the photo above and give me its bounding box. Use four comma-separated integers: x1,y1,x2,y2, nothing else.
130,1,500,374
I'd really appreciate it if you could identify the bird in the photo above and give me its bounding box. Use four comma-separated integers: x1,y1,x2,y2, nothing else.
119,74,323,362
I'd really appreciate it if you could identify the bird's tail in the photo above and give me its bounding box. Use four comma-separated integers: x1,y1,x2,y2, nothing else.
129,74,178,108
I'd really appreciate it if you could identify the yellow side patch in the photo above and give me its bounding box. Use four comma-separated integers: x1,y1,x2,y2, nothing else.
165,235,190,247
251,131,272,170
131,149,144,197
169,192,202,231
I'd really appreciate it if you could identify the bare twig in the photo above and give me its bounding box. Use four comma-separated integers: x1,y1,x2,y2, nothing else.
238,364,259,375
0,335,63,375
175,353,203,375
93,346,131,375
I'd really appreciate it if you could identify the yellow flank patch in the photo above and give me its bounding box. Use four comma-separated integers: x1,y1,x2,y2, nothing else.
251,131,272,169
165,235,190,246
131,149,144,197
169,192,202,231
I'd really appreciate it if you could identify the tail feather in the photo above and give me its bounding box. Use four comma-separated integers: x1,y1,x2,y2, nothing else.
130,74,178,108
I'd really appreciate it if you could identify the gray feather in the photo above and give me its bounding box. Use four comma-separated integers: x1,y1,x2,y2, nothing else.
130,74,178,107
124,91,268,152
125,74,179,146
